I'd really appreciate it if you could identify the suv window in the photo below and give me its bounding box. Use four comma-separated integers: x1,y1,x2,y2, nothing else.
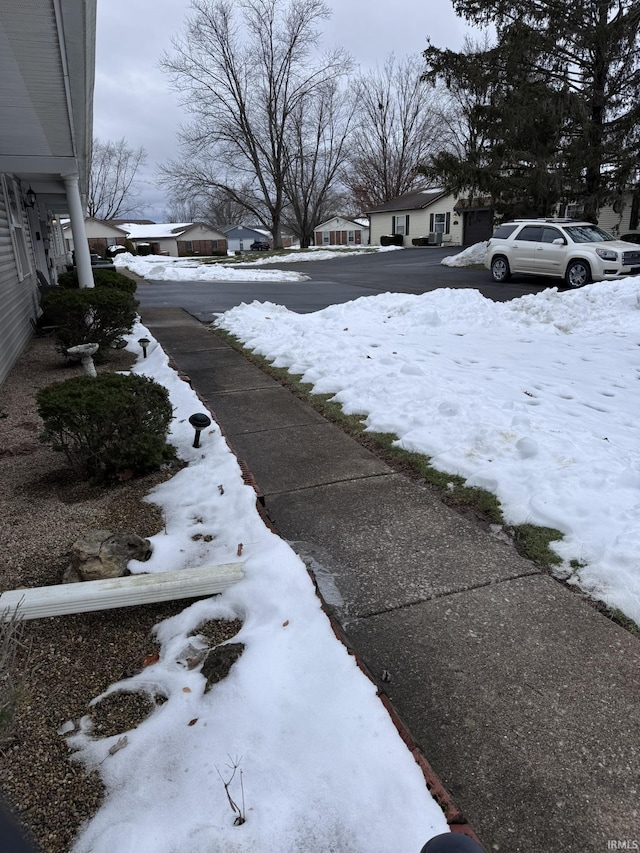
516,225,543,242
492,223,519,239
541,227,564,244
564,224,614,243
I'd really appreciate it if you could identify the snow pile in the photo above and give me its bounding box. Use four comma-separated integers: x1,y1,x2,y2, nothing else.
441,241,488,267
236,245,403,265
67,321,448,853
114,253,309,282
216,279,640,625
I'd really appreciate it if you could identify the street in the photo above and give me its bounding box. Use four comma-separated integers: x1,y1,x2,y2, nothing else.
133,247,554,321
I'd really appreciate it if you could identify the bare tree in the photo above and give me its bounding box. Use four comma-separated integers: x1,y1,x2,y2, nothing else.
164,187,250,228
343,55,444,211
282,78,356,247
87,138,147,219
163,198,203,224
160,0,351,248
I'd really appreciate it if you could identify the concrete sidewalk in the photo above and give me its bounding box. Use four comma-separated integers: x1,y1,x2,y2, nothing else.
141,306,640,853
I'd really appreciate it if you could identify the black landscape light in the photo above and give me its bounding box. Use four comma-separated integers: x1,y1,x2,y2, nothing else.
189,413,212,448
420,833,487,853
138,337,150,357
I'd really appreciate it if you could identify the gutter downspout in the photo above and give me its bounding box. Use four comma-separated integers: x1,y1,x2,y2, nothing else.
64,175,94,288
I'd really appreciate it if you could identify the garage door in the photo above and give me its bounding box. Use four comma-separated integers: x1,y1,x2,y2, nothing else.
463,210,493,245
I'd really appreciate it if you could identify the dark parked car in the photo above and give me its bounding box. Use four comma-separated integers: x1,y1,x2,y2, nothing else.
250,240,270,251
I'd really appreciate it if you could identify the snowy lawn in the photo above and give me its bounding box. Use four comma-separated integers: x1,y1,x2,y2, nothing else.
67,321,449,853
234,245,403,265
215,279,640,626
114,245,401,281
114,252,310,282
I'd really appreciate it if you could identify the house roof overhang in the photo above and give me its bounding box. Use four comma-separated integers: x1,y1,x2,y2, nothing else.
0,0,96,213
366,188,447,214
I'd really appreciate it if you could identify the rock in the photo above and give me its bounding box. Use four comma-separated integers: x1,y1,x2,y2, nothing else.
201,642,245,692
63,529,152,583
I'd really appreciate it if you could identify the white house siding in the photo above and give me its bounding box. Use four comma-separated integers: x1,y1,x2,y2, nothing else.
598,196,640,238
0,177,40,386
369,196,463,247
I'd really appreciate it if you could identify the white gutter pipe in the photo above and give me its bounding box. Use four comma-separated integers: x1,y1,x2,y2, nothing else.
0,563,244,621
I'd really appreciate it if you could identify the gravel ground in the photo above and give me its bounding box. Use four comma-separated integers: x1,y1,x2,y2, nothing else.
0,335,240,852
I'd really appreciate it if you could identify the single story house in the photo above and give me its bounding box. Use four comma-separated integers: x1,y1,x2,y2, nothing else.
124,222,228,257
77,218,129,255
221,225,300,252
0,0,96,386
314,216,369,247
367,188,494,247
64,220,229,257
222,225,271,253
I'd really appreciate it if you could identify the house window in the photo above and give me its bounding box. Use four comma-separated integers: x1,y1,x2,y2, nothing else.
565,203,584,219
393,215,409,236
348,230,355,243
323,231,330,244
184,241,193,252
429,212,451,234
2,176,32,281
106,237,117,246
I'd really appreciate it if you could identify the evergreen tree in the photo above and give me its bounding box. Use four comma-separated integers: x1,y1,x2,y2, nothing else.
423,1,640,221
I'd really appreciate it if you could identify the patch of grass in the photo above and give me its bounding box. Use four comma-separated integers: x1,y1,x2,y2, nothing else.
211,326,568,568
510,523,563,566
607,608,640,639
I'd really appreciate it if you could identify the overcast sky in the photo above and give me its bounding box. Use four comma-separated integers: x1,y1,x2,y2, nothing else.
93,0,478,220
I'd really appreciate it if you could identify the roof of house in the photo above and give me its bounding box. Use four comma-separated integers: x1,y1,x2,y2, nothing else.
366,188,447,214
122,223,193,239
111,219,156,226
315,215,369,230
62,218,128,235
221,225,271,237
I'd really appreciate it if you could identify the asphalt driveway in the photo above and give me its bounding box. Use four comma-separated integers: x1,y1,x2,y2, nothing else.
133,247,553,320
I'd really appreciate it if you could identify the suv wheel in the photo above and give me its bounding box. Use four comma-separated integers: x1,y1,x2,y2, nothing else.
490,256,511,283
565,260,591,288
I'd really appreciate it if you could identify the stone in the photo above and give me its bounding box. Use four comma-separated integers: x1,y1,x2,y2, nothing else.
201,642,245,692
63,529,152,583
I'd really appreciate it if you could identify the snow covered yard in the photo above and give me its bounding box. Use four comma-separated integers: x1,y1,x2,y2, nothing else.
113,245,399,282
215,278,640,627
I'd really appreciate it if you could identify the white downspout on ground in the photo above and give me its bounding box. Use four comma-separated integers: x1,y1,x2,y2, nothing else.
0,563,244,621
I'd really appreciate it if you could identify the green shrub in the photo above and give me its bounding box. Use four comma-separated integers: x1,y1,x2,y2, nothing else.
37,373,176,481
412,237,430,247
57,269,79,289
93,270,137,293
380,234,404,247
58,268,137,293
43,287,138,359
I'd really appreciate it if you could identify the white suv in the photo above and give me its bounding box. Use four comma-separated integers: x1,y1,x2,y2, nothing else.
485,219,640,287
